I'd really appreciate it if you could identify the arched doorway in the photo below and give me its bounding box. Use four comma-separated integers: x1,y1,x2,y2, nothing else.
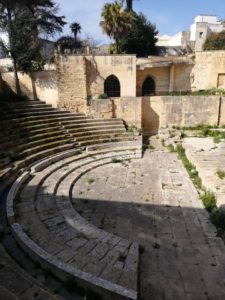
142,76,156,96
104,75,121,97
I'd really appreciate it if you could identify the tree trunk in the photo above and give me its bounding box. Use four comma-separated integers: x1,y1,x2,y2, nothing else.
30,72,37,100
126,0,133,11
116,39,119,54
12,57,21,96
6,6,21,96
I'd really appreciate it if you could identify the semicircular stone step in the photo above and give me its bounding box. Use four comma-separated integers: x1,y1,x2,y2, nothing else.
13,150,139,299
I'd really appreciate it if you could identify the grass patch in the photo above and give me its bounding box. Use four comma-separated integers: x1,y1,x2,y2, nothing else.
167,144,175,152
87,178,95,185
216,169,225,180
213,136,221,144
172,124,216,131
98,93,108,99
210,209,225,232
176,145,202,189
142,143,154,151
200,191,217,212
169,88,225,96
127,124,138,132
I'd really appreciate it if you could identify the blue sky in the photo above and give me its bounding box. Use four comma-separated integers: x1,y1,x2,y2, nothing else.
56,0,225,44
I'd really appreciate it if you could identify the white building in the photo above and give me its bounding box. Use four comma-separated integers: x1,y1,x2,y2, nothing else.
157,15,225,54
190,15,224,51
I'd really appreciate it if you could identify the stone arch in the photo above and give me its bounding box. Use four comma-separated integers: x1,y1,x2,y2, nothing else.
104,75,121,97
142,76,156,96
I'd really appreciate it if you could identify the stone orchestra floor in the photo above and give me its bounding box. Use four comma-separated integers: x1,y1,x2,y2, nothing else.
72,150,225,300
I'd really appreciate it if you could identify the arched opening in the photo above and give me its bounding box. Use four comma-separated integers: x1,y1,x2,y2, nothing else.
142,76,156,96
104,75,121,97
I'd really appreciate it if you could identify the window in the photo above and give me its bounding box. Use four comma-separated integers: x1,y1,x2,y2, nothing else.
199,32,203,38
142,76,156,96
104,75,120,97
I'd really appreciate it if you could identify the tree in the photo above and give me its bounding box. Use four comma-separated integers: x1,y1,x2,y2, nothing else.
204,31,225,51
70,22,81,42
56,35,82,54
125,0,133,11
0,0,21,94
0,0,65,96
119,12,158,56
21,0,65,61
100,0,132,54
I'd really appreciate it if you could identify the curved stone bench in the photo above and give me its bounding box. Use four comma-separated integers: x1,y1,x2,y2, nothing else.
7,149,140,300
0,143,76,196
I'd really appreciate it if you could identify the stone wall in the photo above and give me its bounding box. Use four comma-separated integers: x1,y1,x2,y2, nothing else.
193,51,225,90
142,96,223,135
1,71,58,107
89,96,224,136
57,55,87,113
56,54,136,113
173,64,193,91
136,67,170,96
220,97,225,125
89,97,142,128
86,55,136,98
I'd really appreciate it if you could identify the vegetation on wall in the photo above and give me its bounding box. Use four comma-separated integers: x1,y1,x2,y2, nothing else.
169,88,225,96
203,30,225,51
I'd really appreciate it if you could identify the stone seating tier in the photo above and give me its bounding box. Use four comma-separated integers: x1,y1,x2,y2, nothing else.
7,149,141,300
0,101,140,193
0,100,142,299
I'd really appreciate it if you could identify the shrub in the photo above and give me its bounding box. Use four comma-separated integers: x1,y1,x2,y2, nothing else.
98,93,108,99
216,169,225,180
204,31,225,51
210,208,225,231
127,124,137,132
200,191,217,212
142,143,154,151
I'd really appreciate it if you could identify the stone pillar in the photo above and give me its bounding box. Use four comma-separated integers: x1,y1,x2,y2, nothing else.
169,64,175,93
57,55,88,113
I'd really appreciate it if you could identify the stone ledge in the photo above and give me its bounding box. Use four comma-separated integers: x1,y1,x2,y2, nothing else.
7,150,140,299
6,171,31,224
31,149,82,173
12,223,138,300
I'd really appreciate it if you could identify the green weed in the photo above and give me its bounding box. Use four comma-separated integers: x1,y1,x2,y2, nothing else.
200,191,217,212
216,169,225,180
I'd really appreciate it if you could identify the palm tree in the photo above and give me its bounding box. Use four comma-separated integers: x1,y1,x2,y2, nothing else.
100,0,132,54
70,22,81,42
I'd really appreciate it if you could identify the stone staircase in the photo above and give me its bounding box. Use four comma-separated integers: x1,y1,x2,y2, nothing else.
0,100,141,195
0,100,142,300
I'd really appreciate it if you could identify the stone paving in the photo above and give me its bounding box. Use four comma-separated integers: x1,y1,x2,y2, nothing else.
72,150,225,300
183,137,225,207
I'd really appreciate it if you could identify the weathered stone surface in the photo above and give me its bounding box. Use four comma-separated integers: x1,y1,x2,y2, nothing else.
72,150,225,300
183,137,225,207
